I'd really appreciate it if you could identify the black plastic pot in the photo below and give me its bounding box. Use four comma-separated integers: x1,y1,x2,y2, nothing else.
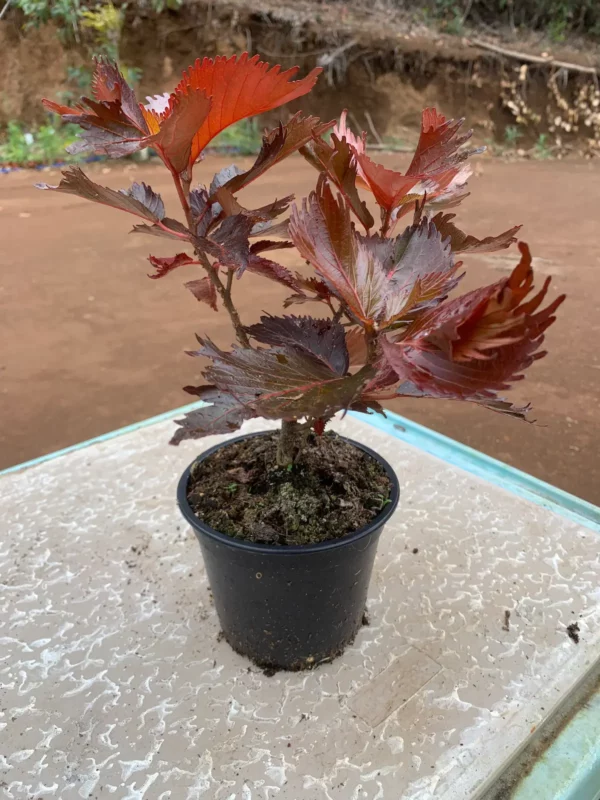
177,431,400,670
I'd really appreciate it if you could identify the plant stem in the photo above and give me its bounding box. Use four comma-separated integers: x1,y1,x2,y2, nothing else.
196,250,251,347
277,419,303,467
332,303,345,324
171,169,192,227
167,164,250,349
380,208,393,237
365,328,378,362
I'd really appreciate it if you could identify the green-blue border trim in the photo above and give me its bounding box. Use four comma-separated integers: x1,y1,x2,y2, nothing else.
2,404,599,532
510,684,600,800
351,410,600,532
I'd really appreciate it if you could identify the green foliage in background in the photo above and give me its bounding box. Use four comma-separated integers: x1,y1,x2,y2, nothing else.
11,0,82,39
0,120,82,165
79,1,123,60
2,0,151,162
210,119,264,155
416,0,600,41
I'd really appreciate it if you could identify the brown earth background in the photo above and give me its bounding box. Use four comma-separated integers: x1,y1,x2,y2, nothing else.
1,1,599,504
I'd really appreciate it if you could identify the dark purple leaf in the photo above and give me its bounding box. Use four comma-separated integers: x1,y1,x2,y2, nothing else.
245,315,349,375
36,167,165,222
131,217,190,241
209,165,245,196
171,386,254,444
221,114,334,195
244,255,302,291
196,337,372,420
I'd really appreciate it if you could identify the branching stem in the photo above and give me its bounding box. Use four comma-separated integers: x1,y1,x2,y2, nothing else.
169,165,250,349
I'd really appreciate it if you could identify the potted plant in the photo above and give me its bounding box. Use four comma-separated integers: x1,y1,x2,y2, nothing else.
41,55,564,671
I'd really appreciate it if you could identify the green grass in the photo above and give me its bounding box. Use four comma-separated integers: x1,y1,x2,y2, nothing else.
533,133,553,159
210,119,264,155
0,120,83,166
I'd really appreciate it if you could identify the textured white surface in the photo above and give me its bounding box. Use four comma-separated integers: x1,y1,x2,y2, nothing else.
1,415,599,800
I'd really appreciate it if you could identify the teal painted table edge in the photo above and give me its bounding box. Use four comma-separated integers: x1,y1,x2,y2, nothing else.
2,404,599,799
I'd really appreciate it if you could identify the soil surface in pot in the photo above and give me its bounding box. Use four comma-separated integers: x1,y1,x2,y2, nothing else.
186,431,392,546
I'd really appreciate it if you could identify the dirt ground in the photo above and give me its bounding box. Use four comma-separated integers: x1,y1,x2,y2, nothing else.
1,154,599,504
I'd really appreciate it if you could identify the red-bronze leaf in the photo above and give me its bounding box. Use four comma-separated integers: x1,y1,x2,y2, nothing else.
43,60,151,159
406,108,481,177
130,217,191,241
244,255,301,291
148,252,196,279
175,54,322,166
90,57,147,131
430,212,521,254
221,114,334,195
149,85,211,174
355,153,420,215
283,275,332,308
185,277,218,310
290,185,458,327
345,328,368,366
301,135,374,229
380,243,565,417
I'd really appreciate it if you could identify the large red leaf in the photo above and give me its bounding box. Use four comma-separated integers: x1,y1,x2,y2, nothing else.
379,243,565,417
44,57,211,172
147,85,211,174
289,184,458,328
406,108,480,177
195,337,371,420
355,154,420,215
174,54,321,166
171,386,255,444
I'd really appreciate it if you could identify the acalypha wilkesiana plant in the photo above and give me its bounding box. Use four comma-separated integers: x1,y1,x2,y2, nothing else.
40,54,564,465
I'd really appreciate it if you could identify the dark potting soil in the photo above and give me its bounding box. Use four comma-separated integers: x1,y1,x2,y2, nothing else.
186,431,392,546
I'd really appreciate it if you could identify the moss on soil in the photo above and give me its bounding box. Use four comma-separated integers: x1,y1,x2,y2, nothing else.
186,431,392,546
